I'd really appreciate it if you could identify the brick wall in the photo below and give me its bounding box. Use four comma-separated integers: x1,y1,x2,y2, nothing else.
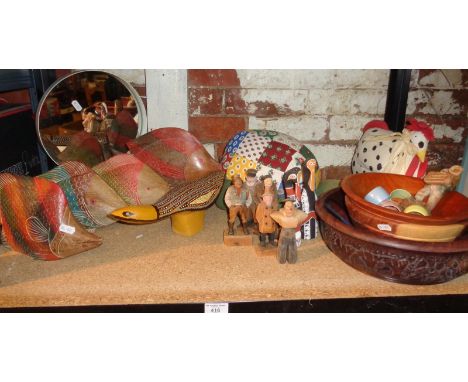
408,69,468,170
188,69,468,179
188,69,390,179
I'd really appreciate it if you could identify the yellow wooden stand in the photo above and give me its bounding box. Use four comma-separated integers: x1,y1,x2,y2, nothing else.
170,210,206,237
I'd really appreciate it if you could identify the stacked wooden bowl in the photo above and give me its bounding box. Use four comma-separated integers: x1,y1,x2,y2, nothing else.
341,173,468,242
316,187,468,285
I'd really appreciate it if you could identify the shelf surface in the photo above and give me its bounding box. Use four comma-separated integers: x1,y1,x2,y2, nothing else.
1,206,468,308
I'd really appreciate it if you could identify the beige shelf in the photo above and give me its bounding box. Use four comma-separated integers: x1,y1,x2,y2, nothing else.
1,205,468,308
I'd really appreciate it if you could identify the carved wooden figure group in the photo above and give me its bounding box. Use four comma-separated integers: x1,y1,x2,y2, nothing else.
224,168,311,264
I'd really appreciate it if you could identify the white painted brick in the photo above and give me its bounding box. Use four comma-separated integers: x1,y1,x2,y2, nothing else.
248,116,328,141
329,89,387,115
237,70,390,90
237,70,293,89
290,70,336,89
418,69,463,89
419,91,461,115
432,124,465,143
407,89,461,115
410,69,420,88
329,115,376,141
102,69,146,86
306,144,355,167
406,89,430,114
333,70,389,89
305,89,334,114
240,89,308,113
237,69,335,89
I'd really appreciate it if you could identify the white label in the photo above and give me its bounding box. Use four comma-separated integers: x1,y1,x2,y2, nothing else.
377,224,392,232
59,224,76,235
71,100,82,112
204,303,229,313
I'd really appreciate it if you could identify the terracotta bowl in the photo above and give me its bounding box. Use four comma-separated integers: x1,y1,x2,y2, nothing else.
316,188,468,285
341,173,468,242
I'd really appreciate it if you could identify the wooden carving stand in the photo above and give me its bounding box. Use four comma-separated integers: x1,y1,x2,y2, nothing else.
223,227,253,246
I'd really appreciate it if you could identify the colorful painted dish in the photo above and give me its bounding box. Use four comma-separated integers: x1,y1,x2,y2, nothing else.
379,199,403,212
403,204,429,216
316,188,468,285
341,173,468,242
389,188,412,200
364,186,390,205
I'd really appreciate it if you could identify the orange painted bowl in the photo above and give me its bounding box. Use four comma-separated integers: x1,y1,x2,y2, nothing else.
341,173,468,242
316,188,468,284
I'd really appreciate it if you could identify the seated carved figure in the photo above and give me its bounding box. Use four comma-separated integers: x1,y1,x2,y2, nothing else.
224,175,252,235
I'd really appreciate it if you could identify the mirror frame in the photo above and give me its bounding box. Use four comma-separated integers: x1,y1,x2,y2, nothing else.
35,69,148,165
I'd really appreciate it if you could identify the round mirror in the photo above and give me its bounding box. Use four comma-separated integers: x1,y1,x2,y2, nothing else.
36,70,147,167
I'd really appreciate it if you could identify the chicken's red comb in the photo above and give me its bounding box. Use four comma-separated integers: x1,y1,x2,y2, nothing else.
405,118,435,141
362,120,389,133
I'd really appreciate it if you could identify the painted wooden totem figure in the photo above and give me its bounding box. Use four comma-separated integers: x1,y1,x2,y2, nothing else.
282,158,318,244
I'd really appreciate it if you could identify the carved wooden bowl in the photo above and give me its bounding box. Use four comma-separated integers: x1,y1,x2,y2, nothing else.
341,173,468,242
316,188,468,285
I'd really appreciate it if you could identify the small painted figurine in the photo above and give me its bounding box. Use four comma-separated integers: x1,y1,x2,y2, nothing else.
224,175,252,235
254,175,279,210
270,200,308,264
415,165,464,211
244,168,260,226
282,159,318,244
82,106,100,134
255,191,278,247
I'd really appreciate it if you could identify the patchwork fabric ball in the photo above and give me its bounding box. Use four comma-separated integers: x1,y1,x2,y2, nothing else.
220,130,320,194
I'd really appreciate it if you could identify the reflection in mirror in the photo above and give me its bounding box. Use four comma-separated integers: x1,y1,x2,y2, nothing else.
36,70,147,167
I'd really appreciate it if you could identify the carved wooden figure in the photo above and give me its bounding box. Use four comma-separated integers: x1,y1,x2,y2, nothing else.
270,200,308,264
244,168,260,227
415,165,464,212
255,191,278,247
224,175,252,235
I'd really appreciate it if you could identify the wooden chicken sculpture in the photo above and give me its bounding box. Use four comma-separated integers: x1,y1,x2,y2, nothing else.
352,119,435,178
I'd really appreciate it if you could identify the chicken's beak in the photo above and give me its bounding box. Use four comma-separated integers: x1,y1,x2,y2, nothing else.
110,205,158,224
417,149,427,163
